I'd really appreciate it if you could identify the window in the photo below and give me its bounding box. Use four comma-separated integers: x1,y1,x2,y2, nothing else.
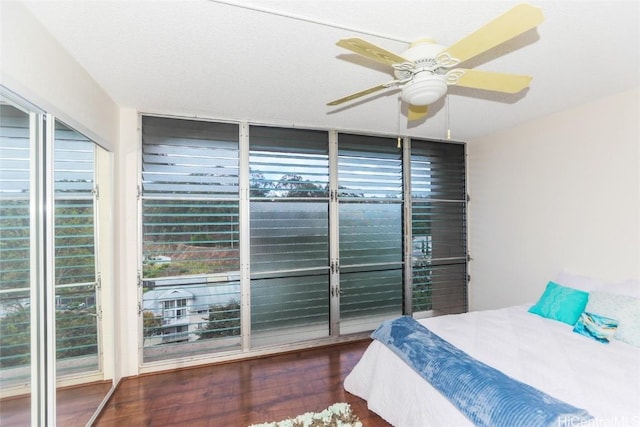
54,120,100,376
141,116,241,362
0,102,32,389
249,126,330,347
0,106,102,384
140,115,467,363
337,133,404,333
162,298,188,321
410,140,467,315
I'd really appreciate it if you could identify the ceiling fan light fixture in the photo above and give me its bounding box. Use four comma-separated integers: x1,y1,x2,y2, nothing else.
401,73,447,106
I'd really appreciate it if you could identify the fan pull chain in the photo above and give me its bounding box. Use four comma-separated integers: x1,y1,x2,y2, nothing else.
397,97,402,149
445,95,452,140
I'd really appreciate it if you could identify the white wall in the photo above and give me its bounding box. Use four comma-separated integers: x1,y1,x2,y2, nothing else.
0,1,118,148
467,87,640,311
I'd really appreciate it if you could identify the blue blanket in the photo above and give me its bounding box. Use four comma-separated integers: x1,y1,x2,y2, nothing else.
371,316,593,427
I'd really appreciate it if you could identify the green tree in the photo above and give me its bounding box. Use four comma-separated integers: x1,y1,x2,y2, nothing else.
275,174,328,198
249,171,270,197
196,300,240,339
56,306,97,359
0,199,30,291
55,199,95,285
0,303,30,368
143,310,163,338
0,302,97,368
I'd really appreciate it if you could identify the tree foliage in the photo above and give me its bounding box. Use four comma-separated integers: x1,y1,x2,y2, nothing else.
196,300,240,339
0,197,98,369
0,302,97,369
143,310,163,338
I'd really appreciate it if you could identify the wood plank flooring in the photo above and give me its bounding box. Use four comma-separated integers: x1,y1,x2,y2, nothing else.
0,381,112,427
1,340,390,426
95,339,391,427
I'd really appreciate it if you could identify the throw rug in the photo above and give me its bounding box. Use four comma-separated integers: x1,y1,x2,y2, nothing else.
248,402,362,427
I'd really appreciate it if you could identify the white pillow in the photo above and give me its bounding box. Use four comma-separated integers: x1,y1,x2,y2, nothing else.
586,291,640,348
601,279,640,298
553,270,606,292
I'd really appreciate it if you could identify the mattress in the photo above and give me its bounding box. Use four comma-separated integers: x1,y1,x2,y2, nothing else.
344,305,640,427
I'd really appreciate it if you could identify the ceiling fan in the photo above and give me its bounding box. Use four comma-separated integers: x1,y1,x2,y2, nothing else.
327,3,544,121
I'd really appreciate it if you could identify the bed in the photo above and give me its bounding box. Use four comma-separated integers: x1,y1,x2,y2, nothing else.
344,273,640,427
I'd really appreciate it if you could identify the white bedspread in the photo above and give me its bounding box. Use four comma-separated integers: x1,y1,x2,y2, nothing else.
344,305,640,427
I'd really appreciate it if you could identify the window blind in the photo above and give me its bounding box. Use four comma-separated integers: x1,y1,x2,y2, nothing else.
54,121,99,374
411,140,467,315
141,116,242,360
0,108,102,383
338,133,403,333
0,104,31,379
141,116,240,277
249,126,330,345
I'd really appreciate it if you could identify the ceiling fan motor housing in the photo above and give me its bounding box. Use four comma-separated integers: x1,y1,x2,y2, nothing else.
395,39,449,106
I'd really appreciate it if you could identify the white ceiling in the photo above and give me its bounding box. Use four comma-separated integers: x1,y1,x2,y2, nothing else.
22,0,640,141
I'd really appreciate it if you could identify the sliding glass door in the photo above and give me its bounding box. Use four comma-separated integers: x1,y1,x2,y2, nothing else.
54,121,100,377
0,91,108,426
0,102,33,424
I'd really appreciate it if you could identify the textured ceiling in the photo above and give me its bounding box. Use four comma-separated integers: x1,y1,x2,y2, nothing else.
21,0,640,141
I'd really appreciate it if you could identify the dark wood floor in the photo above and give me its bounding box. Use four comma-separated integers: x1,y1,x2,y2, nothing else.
0,380,112,427
1,340,390,426
95,339,390,426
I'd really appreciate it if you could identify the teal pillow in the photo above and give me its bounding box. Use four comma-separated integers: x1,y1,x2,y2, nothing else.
528,281,589,325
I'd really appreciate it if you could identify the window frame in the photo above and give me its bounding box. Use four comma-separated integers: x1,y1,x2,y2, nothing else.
138,114,468,368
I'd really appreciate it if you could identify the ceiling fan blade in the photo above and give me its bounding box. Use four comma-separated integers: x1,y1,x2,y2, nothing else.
408,104,429,121
451,69,532,93
336,37,413,67
327,80,398,106
439,3,544,65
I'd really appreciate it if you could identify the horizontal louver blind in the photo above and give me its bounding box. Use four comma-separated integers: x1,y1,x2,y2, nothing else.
249,126,329,274
249,126,330,345
141,116,242,360
0,105,30,292
338,133,403,332
338,133,403,269
54,121,99,372
55,122,96,285
411,140,467,314
338,133,402,200
411,141,466,200
141,116,240,278
142,116,239,199
249,126,329,199
0,105,31,378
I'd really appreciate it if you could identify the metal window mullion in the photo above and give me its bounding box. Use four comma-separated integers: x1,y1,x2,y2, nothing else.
30,112,57,427
29,110,42,427
91,145,104,373
44,115,57,426
239,122,251,351
328,130,339,336
402,137,413,316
